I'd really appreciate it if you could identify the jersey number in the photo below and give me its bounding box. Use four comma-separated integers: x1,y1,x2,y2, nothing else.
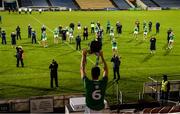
92,90,101,100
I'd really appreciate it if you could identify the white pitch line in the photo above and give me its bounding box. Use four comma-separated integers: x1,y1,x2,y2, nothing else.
30,15,95,65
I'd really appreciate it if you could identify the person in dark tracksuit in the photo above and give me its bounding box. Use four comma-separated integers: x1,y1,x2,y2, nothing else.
28,24,32,38
16,46,24,67
148,21,152,32
16,26,21,40
111,54,121,81
1,30,6,44
156,22,160,34
31,29,37,44
49,60,58,88
83,26,88,40
11,32,16,48
76,35,81,50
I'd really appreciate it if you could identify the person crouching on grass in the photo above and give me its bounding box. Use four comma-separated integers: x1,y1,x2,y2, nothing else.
41,31,48,48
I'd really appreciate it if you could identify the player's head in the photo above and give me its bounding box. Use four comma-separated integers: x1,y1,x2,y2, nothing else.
91,66,100,80
163,74,167,81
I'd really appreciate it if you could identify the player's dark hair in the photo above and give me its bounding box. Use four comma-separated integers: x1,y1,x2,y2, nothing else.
163,74,167,81
91,66,100,80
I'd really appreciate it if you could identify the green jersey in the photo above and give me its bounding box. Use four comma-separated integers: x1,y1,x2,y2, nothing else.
134,26,138,32
107,21,111,28
54,28,59,35
112,40,117,47
83,76,108,111
41,32,47,40
169,33,175,40
110,27,114,33
69,28,73,34
144,26,148,32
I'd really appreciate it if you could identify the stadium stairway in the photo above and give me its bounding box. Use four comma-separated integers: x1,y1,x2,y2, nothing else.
140,0,159,7
112,0,131,9
75,0,116,10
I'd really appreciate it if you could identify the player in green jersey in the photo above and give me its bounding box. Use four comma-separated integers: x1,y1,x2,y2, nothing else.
133,25,138,40
80,49,108,113
53,28,59,44
143,25,148,40
168,31,175,49
41,31,48,48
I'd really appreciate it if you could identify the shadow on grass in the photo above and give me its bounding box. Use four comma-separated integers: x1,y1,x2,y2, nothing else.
164,49,171,56
135,40,144,46
126,38,134,43
142,54,154,63
0,83,51,91
57,50,76,56
162,44,168,50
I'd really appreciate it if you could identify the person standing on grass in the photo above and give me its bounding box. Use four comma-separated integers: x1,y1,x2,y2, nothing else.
167,28,172,45
76,35,81,50
11,31,16,48
109,27,114,40
135,19,140,32
143,25,148,40
83,26,88,40
49,59,58,88
156,22,160,34
53,28,59,44
68,27,74,44
91,21,95,33
106,20,111,34
41,31,48,48
148,21,152,32
133,25,138,40
116,21,122,36
168,31,175,49
1,30,6,45
16,26,21,40
16,46,24,67
31,29,37,44
80,49,108,113
111,53,121,81
28,24,32,38
150,36,156,54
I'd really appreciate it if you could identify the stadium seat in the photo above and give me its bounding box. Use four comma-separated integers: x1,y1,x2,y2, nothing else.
112,0,131,9
75,0,115,9
31,0,49,6
153,0,180,8
140,0,158,7
21,0,33,7
49,0,78,9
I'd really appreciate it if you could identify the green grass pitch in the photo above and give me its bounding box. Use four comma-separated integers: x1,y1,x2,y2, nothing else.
0,10,180,102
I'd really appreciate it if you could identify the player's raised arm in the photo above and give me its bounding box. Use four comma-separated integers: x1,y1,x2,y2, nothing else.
80,49,87,79
99,51,108,77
